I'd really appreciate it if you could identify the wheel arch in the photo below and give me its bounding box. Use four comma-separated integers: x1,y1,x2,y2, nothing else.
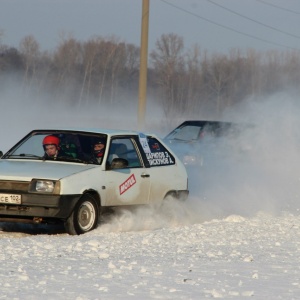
82,189,102,210
64,190,101,235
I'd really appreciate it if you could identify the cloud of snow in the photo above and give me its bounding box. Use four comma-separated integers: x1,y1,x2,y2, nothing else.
0,79,165,153
184,91,300,220
95,198,197,233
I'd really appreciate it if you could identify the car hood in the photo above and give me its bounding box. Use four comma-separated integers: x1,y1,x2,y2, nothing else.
0,159,97,181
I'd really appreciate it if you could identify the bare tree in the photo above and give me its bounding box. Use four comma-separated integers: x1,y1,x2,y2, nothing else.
80,37,103,106
282,50,300,88
96,37,120,105
204,53,236,116
150,33,186,118
2,30,300,118
0,47,23,73
19,35,40,91
185,45,203,116
52,36,82,103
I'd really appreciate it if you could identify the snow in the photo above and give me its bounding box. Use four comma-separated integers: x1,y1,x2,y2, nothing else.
0,200,300,299
1,92,300,299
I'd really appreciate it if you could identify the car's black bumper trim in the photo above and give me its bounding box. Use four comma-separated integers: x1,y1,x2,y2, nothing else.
0,194,82,219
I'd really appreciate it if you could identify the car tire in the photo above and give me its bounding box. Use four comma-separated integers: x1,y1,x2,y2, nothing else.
64,194,99,235
164,191,188,201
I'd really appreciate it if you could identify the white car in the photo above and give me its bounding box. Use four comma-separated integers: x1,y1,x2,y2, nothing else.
0,128,189,234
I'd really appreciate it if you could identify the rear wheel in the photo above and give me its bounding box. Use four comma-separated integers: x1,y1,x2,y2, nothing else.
64,194,99,235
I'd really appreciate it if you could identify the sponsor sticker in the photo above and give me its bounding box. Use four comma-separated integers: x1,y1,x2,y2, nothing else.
138,133,151,154
119,174,136,195
146,151,174,166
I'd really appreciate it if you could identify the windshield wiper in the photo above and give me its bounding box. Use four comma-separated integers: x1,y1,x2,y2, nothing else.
55,156,87,164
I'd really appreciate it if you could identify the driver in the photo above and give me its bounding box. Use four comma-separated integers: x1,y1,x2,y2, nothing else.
43,135,66,160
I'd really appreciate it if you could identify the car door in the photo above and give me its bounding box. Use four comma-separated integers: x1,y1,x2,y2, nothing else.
104,137,151,206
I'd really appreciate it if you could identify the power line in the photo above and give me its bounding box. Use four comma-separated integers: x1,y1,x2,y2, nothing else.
160,0,300,52
256,0,300,14
207,0,300,40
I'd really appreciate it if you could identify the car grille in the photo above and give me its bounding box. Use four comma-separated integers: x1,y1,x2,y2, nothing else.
0,180,29,192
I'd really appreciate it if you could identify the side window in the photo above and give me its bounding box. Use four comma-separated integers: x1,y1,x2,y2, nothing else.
146,137,175,167
107,138,142,168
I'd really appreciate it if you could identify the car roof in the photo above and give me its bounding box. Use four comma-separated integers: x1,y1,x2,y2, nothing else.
176,120,233,127
30,127,155,137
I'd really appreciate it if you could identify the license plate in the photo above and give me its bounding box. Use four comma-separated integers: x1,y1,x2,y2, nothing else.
0,194,21,204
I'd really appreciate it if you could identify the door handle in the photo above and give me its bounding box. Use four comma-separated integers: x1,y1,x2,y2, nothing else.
141,173,150,178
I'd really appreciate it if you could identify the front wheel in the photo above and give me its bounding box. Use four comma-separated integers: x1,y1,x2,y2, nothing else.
64,194,99,235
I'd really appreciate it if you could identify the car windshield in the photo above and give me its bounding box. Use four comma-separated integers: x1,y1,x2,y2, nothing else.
166,125,202,141
165,121,236,142
3,131,108,165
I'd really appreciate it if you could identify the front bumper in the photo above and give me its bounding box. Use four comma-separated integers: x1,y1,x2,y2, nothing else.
0,193,81,221
0,180,82,221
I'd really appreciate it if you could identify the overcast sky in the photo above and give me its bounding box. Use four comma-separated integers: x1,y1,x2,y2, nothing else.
1,0,300,54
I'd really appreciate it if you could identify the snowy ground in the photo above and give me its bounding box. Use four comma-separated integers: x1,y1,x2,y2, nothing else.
0,197,300,299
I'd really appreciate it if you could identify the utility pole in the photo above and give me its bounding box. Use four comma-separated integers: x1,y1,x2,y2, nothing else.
138,0,149,129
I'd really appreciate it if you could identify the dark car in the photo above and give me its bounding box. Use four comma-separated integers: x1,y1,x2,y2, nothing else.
164,120,238,166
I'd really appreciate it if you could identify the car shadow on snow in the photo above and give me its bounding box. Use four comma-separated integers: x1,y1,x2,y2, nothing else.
0,222,66,235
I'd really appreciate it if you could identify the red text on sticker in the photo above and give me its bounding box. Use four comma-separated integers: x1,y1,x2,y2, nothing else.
119,174,136,195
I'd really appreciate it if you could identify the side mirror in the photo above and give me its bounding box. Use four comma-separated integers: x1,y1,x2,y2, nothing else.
110,158,128,169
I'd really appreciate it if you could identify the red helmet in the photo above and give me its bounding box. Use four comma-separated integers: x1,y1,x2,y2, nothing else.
43,135,60,148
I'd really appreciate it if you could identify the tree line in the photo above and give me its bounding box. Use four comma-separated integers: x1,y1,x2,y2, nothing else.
1,33,300,118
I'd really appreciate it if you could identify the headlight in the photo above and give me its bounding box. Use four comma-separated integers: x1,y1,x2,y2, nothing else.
29,179,60,194
36,180,54,192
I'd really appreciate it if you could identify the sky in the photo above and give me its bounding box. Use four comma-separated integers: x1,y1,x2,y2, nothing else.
1,0,300,54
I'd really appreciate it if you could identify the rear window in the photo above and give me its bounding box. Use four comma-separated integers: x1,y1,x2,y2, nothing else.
146,137,175,167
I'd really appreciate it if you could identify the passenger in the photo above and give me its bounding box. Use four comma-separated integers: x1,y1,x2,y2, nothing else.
43,135,66,160
61,135,79,158
92,140,106,164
